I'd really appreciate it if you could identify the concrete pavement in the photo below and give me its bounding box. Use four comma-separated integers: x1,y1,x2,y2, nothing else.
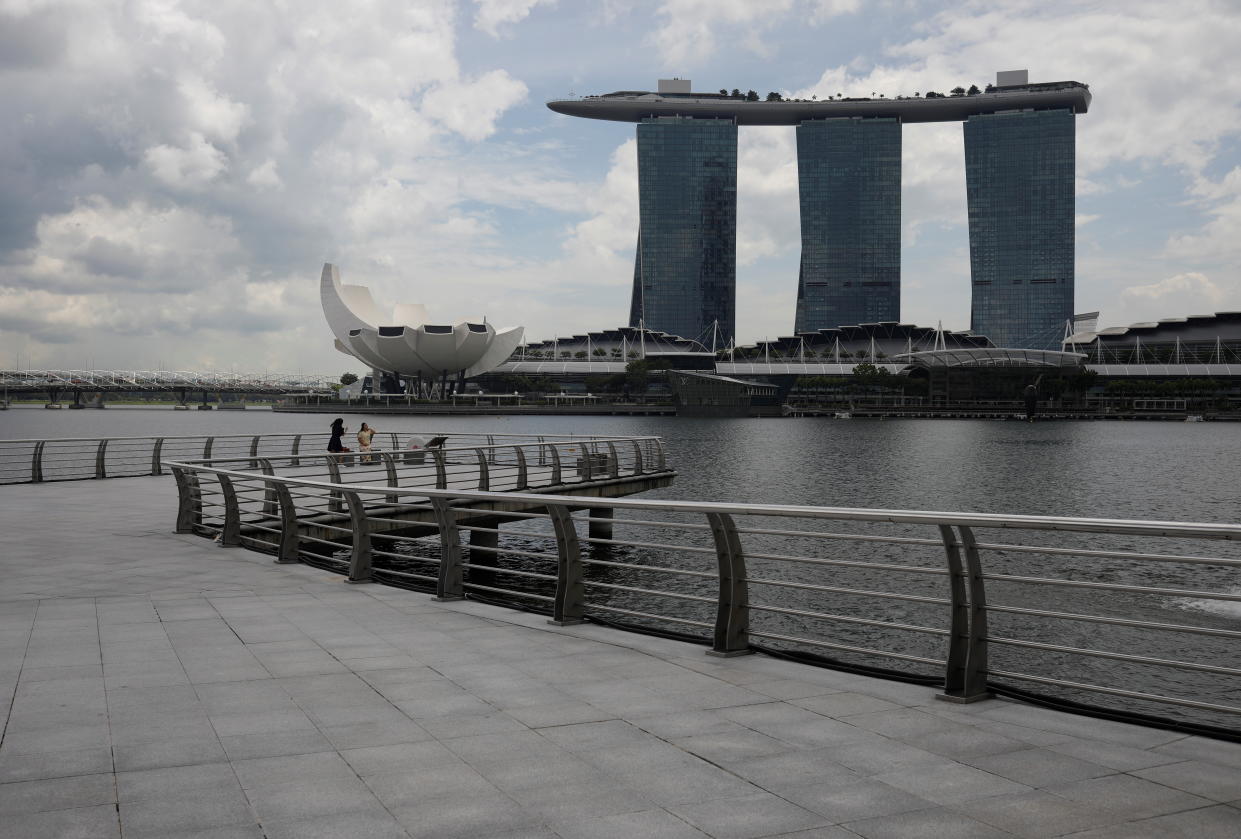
2,476,1239,838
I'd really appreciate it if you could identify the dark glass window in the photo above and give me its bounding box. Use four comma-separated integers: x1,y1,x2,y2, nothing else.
965,109,1075,349
630,117,737,345
794,118,901,333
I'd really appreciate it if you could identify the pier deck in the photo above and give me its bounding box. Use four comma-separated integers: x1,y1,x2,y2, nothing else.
2,477,1239,838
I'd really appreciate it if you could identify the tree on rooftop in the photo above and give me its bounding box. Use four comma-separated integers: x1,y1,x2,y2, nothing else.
967,84,981,95
719,89,727,95
340,372,358,386
950,86,966,96
766,91,782,101
746,89,759,101
731,88,741,97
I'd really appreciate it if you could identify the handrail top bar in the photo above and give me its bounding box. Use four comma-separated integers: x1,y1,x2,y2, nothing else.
0,432,658,445
163,460,1241,540
174,437,656,464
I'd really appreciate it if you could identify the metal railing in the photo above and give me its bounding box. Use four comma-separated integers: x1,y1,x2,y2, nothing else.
165,454,1241,734
0,432,662,485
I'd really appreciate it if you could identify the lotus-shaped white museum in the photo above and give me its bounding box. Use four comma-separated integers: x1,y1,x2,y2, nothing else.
320,263,524,381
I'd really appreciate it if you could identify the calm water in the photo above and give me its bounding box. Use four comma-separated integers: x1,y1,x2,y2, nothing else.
4,405,1238,522
5,405,1240,729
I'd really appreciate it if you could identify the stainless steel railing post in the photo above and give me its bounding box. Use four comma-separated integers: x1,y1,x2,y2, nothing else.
343,491,373,583
171,466,199,533
707,512,751,656
217,474,241,547
549,505,584,625
203,437,214,459
475,448,490,491
514,446,528,490
431,448,448,490
151,438,165,476
326,455,343,513
380,452,399,504
31,441,45,483
272,479,301,564
431,498,463,599
938,524,991,702
605,442,619,479
94,439,108,479
290,434,302,466
631,439,643,475
957,525,991,701
257,458,278,517
548,444,562,485
248,435,261,469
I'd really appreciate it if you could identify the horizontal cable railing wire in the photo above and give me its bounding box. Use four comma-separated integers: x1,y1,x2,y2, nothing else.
0,431,662,485
164,453,1241,739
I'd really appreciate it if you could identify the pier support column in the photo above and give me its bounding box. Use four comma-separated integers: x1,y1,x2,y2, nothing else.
588,507,613,542
468,523,500,589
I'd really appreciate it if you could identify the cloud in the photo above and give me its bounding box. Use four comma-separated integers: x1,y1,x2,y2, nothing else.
3,0,1241,364
473,0,557,37
421,70,529,141
143,133,229,189
1164,166,1241,264
651,0,795,64
7,196,244,295
1121,272,1226,311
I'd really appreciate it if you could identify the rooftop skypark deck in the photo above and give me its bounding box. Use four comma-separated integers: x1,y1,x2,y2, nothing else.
547,81,1091,125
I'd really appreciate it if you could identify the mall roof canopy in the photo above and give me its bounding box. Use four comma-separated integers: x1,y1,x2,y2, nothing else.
896,348,1086,369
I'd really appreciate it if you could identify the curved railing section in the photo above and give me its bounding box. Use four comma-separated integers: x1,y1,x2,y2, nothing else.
164,454,1241,736
0,432,661,485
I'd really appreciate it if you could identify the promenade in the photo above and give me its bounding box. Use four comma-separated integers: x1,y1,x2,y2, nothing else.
2,477,1240,838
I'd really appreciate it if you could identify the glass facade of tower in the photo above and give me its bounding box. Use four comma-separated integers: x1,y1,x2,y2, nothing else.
629,117,737,346
965,108,1075,349
794,118,901,333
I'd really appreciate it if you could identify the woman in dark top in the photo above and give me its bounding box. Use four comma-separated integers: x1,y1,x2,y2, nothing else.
328,418,348,452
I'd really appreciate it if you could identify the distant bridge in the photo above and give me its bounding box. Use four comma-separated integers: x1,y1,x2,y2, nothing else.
1,370,335,405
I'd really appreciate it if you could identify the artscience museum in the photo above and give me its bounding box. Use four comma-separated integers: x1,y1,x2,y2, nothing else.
320,263,524,394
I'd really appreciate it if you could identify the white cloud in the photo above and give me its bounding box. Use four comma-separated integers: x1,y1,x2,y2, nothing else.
175,74,248,144
4,0,1241,364
245,159,281,188
143,132,228,188
1164,166,1241,264
473,0,557,37
1119,272,1229,317
809,0,860,22
422,69,529,141
10,196,244,295
651,0,795,64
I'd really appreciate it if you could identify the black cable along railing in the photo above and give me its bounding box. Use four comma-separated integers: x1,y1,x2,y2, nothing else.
165,448,1241,739
0,431,661,485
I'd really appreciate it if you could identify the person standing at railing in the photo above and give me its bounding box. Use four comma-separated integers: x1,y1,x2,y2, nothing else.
328,418,353,466
357,422,377,463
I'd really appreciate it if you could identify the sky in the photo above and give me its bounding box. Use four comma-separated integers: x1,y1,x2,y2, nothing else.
2,0,1240,373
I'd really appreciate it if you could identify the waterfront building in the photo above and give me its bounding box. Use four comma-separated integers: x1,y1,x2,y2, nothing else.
631,115,737,345
548,73,1091,350
319,263,523,392
965,106,1076,349
1065,311,1241,365
795,118,901,331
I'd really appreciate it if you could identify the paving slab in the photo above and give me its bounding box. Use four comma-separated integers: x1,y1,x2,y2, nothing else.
3,475,1241,838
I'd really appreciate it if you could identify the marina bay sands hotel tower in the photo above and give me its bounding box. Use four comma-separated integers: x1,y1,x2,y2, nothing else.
548,71,1091,349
